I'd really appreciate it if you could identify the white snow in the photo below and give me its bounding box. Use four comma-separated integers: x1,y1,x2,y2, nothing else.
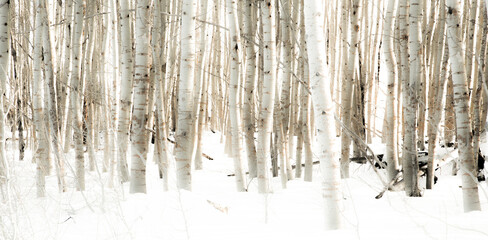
2,132,488,240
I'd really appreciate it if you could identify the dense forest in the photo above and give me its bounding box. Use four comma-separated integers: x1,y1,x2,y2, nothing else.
0,0,487,234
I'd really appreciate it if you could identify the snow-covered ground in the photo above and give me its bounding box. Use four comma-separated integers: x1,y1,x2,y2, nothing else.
2,131,488,240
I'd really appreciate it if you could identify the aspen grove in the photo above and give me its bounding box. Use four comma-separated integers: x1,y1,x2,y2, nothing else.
2,0,488,235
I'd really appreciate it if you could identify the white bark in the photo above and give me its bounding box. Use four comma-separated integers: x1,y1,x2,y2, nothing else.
256,0,277,194
117,0,133,183
41,0,66,193
243,0,258,179
129,0,151,194
446,0,481,212
0,0,9,183
304,0,342,230
71,0,85,191
33,0,48,197
383,0,399,182
404,0,421,197
227,0,247,192
340,0,361,178
175,0,197,191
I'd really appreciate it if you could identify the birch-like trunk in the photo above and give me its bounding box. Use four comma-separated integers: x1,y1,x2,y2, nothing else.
256,0,277,193
40,0,66,193
227,0,246,192
116,0,133,183
33,1,48,197
243,0,258,178
445,0,481,212
404,0,421,197
304,0,342,229
383,0,400,182
340,0,361,178
175,0,197,191
0,0,9,183
129,0,151,194
70,0,85,191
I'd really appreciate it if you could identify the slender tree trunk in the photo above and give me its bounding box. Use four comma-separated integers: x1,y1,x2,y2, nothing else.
117,0,133,183
304,0,342,229
243,0,258,179
446,0,481,212
256,0,277,193
383,0,400,182
33,0,48,197
129,0,152,194
40,0,67,193
0,0,9,184
404,0,421,197
175,0,197,191
340,0,361,179
227,0,247,192
71,0,85,191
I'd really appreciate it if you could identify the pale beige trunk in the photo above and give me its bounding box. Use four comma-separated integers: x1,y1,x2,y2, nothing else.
446,0,481,212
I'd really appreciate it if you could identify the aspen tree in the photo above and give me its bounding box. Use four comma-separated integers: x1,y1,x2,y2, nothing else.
340,0,361,178
130,0,152,194
33,0,48,197
175,0,197,191
446,0,482,212
243,0,258,178
40,0,66,192
256,0,277,193
404,0,421,197
0,0,8,183
70,0,85,191
227,0,247,192
303,0,342,229
383,0,400,182
117,0,133,183
426,0,447,189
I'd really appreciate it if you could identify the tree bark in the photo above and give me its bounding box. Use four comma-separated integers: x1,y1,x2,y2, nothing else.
175,0,197,191
446,0,482,212
304,0,342,229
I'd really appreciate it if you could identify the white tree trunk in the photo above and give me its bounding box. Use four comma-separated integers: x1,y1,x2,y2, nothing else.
0,0,9,183
33,0,48,197
243,0,258,179
445,0,481,212
129,0,151,194
70,0,85,191
404,0,421,197
256,0,277,194
227,0,247,192
340,0,361,178
383,0,400,182
41,0,67,193
116,0,133,183
175,0,197,191
304,0,342,230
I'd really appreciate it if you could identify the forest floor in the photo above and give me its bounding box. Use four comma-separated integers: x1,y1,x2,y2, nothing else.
2,131,488,240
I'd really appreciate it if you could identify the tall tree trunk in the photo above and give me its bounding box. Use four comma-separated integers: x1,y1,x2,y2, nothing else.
175,0,197,191
0,0,9,184
243,0,258,179
404,0,421,197
116,0,133,183
304,0,342,229
33,0,48,197
383,0,400,182
129,0,152,194
256,0,277,193
41,0,67,193
340,0,361,178
446,0,481,212
71,0,85,191
227,0,247,192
